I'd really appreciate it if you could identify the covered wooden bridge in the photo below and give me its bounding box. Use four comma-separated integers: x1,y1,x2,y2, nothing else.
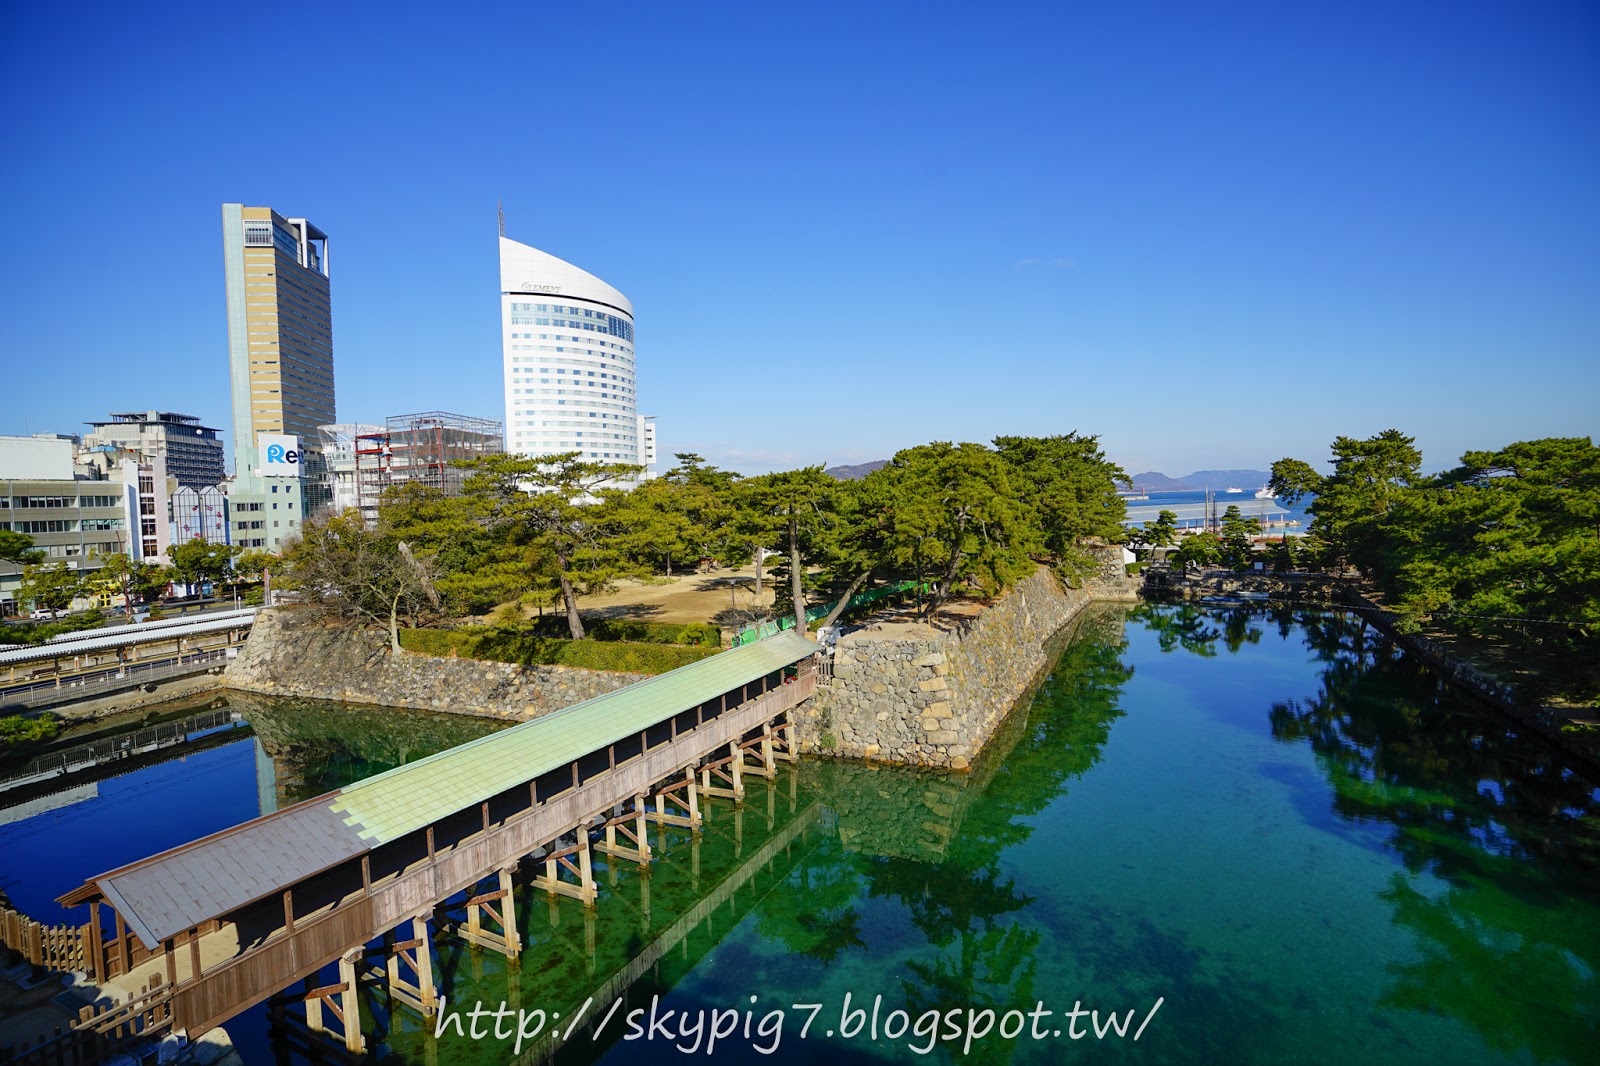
57,631,822,1052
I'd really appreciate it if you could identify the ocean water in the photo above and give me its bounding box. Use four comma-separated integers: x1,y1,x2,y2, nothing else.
1123,488,1311,532
2,604,1594,1064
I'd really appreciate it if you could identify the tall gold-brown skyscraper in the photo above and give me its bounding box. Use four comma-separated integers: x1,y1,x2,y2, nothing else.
221,204,334,550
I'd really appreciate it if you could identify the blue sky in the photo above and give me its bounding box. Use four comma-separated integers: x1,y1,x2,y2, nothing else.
2,1,1595,477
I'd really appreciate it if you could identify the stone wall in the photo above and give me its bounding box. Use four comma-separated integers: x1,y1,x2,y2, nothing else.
798,558,1138,768
224,610,645,720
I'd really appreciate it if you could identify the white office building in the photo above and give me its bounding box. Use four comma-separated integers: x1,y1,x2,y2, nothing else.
499,237,654,476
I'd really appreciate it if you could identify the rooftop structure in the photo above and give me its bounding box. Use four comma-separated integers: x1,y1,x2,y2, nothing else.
83,411,224,487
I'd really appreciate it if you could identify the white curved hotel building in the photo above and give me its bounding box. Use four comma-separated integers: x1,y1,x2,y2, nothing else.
499,237,654,473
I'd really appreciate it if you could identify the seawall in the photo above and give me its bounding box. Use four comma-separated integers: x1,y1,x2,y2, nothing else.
797,557,1139,769
223,610,646,719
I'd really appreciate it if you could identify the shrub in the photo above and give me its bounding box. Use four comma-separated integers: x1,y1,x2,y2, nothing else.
0,714,59,746
521,617,721,646
1,613,105,646
398,628,719,674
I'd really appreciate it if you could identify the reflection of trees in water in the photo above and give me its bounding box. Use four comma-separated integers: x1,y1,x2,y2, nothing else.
1259,609,1600,1061
227,692,509,805
1133,601,1266,656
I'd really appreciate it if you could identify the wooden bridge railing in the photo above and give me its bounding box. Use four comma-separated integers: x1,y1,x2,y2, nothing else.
0,904,90,974
0,976,173,1066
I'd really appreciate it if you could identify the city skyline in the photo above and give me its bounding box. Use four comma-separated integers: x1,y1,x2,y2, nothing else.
1,3,1595,478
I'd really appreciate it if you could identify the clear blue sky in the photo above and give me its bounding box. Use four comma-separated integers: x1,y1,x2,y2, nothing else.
2,1,1595,478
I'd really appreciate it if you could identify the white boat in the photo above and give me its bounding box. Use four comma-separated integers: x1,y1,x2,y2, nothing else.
1225,487,1243,494
1254,484,1274,499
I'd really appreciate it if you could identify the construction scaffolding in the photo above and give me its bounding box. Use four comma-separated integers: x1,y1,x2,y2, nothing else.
351,411,503,520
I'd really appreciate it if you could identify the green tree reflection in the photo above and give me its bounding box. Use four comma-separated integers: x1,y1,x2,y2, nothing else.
1267,614,1600,1061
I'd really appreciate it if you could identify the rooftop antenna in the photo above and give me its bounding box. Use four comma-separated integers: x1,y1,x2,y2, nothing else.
497,200,505,237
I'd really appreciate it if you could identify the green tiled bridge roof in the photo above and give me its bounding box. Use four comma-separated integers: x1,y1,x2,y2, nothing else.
65,631,820,949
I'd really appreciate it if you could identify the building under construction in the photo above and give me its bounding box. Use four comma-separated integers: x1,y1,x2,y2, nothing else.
343,412,502,522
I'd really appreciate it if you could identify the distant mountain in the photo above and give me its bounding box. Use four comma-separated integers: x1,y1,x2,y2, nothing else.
825,460,888,481
1128,469,1272,492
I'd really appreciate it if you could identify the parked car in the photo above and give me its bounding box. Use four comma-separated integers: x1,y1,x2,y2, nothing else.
30,608,59,620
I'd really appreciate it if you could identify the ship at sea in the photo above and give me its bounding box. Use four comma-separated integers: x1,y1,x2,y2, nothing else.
1225,486,1243,493
1255,484,1275,499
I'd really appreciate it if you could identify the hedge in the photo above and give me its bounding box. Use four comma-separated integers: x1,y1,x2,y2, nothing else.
399,628,719,674
521,617,721,646
3,613,105,646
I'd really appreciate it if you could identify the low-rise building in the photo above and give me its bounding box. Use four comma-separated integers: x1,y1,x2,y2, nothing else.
0,435,141,616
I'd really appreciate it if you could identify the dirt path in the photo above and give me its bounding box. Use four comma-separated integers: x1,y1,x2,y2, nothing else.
495,565,777,627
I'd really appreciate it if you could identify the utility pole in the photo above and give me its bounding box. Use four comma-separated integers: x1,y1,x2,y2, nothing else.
498,201,505,237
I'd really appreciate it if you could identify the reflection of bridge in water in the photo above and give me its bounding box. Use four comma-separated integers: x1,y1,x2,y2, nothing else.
56,633,825,1056
0,706,250,798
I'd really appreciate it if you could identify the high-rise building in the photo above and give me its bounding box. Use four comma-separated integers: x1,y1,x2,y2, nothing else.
221,204,334,550
499,237,654,476
83,411,225,487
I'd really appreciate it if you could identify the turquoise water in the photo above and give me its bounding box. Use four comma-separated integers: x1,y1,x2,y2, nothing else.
2,604,1595,1063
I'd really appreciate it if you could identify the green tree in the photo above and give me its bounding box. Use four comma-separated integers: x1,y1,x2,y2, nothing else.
992,433,1129,579
168,538,240,589
1169,531,1221,574
1218,504,1262,569
746,466,843,631
20,562,84,615
1147,509,1180,550
458,452,643,638
0,530,45,566
870,442,1036,619
90,553,171,616
377,482,502,615
1271,428,1423,575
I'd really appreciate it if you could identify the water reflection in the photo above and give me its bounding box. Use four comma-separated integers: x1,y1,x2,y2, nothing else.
1259,608,1600,1062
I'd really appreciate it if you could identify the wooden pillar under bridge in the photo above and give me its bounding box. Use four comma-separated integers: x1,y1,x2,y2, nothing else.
302,955,365,1056
772,712,798,763
596,794,653,865
646,767,701,829
531,833,598,905
383,917,438,1017
700,741,745,801
459,868,522,959
339,951,364,1054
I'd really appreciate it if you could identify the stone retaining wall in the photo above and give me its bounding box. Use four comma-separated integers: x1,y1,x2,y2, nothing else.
798,559,1139,769
224,610,645,720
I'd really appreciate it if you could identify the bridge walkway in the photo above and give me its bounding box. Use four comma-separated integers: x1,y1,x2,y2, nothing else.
57,631,823,1048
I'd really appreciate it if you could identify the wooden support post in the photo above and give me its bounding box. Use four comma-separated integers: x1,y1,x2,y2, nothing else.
87,901,104,983
339,951,365,1054
164,939,176,989
305,975,323,1034
498,867,521,956
283,889,295,935
596,794,653,865
414,916,437,1015
458,868,522,959
115,909,130,976
187,927,201,984
531,834,598,905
